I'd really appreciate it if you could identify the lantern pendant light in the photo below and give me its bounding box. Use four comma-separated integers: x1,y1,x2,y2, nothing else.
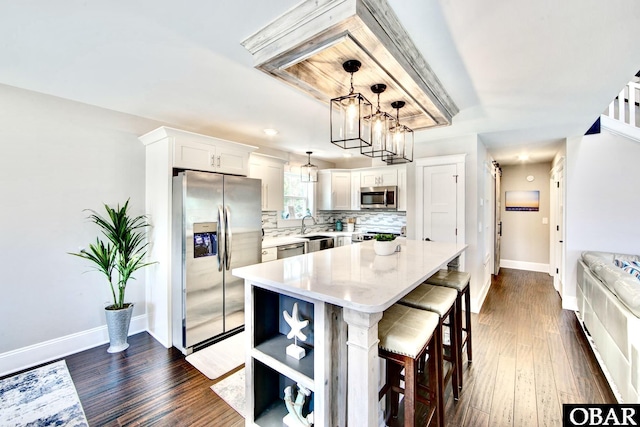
383,101,414,164
330,60,373,150
300,151,318,183
361,84,397,159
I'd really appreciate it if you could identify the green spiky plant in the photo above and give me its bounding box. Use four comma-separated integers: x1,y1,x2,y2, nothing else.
69,199,155,310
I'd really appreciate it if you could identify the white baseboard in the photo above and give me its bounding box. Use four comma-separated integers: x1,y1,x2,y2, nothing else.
500,259,550,273
0,314,147,377
473,276,492,313
562,296,578,311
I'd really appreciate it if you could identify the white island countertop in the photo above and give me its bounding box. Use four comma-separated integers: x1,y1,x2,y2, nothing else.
233,239,467,313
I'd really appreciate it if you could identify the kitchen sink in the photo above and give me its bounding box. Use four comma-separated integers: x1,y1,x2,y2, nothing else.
305,235,332,240
303,235,334,252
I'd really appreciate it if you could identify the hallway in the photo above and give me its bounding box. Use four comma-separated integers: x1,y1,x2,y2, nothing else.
442,268,614,426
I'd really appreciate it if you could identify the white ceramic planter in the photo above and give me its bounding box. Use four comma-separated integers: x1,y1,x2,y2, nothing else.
373,240,399,256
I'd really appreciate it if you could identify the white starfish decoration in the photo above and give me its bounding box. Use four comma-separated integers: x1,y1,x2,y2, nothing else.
283,302,309,343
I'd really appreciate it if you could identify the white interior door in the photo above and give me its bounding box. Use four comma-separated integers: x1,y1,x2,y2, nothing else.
422,164,458,243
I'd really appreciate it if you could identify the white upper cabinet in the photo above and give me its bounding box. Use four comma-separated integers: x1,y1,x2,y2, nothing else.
173,137,252,176
350,171,361,211
249,154,285,211
317,170,351,211
360,168,398,187
397,166,407,211
140,126,256,176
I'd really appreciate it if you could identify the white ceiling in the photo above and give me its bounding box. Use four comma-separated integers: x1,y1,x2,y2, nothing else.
2,0,639,165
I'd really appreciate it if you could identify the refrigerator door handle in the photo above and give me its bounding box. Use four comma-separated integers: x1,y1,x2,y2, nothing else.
224,206,232,270
217,205,225,272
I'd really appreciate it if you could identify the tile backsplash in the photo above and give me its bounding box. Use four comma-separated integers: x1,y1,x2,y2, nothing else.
262,210,406,238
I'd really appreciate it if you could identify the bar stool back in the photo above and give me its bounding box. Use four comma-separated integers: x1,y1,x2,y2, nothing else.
378,304,444,427
426,269,472,388
399,283,460,399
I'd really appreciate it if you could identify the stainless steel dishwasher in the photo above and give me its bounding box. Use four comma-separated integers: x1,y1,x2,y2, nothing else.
276,242,305,259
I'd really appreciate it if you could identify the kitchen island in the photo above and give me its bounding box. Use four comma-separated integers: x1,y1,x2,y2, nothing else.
232,239,467,426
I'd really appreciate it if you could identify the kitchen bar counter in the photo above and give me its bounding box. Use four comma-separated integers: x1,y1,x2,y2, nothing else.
233,239,467,426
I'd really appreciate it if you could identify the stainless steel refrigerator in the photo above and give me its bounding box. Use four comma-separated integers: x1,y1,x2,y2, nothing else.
172,170,261,354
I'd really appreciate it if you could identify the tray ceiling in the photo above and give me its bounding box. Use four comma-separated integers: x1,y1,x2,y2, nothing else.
242,0,458,131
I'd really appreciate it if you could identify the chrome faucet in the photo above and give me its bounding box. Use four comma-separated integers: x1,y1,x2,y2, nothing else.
301,214,316,235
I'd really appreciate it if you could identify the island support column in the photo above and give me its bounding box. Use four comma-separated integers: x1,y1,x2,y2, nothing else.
343,308,383,427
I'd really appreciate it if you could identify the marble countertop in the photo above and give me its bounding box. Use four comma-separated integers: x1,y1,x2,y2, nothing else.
234,239,467,313
262,231,357,249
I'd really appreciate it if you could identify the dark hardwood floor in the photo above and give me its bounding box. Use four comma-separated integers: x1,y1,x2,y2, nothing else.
6,268,614,426
64,333,244,427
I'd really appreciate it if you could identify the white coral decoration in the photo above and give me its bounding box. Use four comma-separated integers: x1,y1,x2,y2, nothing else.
284,384,314,426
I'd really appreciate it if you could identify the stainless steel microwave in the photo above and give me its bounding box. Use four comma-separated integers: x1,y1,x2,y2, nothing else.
360,186,398,209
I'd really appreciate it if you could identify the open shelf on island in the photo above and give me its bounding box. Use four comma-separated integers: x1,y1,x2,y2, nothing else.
252,359,314,427
253,334,314,390
254,401,289,426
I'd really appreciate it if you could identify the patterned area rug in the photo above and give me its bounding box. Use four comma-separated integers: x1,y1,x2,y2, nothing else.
211,367,245,417
0,360,88,426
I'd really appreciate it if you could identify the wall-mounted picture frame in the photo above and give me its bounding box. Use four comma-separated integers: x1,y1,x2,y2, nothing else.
505,190,539,211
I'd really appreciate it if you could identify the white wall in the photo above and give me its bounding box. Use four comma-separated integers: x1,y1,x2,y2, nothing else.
565,125,640,307
407,133,492,312
500,162,551,271
0,84,163,374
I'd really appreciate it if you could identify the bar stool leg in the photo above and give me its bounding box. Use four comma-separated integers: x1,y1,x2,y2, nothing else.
448,303,460,399
433,324,445,427
465,286,473,363
404,358,417,427
456,293,464,389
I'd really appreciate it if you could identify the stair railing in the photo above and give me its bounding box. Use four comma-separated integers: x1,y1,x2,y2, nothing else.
607,81,640,127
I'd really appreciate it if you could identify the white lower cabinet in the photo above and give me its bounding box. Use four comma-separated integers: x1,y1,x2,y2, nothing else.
336,236,352,246
246,286,341,426
261,247,277,263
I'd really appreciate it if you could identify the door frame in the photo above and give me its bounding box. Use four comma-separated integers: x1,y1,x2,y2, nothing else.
492,162,502,275
415,154,466,265
550,157,565,295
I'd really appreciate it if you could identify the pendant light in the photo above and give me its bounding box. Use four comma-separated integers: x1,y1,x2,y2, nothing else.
330,60,373,150
300,151,318,183
383,101,414,164
361,84,397,159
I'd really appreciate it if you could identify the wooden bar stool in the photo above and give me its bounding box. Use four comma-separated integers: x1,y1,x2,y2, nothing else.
378,304,444,427
399,284,460,400
426,269,472,388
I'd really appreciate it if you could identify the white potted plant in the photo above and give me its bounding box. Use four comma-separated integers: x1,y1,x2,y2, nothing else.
69,199,155,353
373,233,399,256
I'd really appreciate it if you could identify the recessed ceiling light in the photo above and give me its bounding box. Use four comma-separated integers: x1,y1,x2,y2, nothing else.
263,128,278,136
518,154,529,161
